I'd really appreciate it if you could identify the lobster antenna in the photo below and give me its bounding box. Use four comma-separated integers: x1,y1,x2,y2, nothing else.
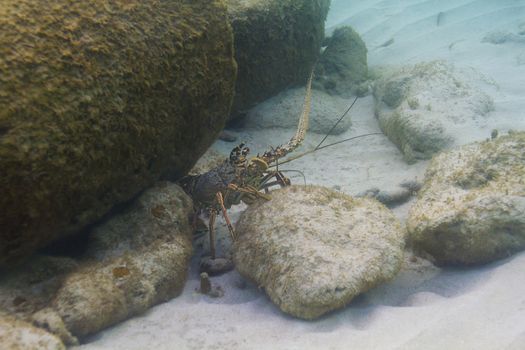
269,132,382,167
314,95,359,151
315,132,383,151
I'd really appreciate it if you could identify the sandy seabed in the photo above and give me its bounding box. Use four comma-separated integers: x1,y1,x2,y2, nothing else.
76,1,525,349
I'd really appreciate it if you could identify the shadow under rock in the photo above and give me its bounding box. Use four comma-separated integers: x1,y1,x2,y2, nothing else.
366,253,519,308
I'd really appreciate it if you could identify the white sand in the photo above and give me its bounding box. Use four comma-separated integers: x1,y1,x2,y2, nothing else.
76,1,525,349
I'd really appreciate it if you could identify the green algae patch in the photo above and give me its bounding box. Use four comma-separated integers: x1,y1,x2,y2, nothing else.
0,0,236,266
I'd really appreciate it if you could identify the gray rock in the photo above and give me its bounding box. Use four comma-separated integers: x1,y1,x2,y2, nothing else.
356,179,422,207
373,61,494,163
196,273,225,298
233,185,405,319
407,132,525,265
245,88,353,135
314,26,369,97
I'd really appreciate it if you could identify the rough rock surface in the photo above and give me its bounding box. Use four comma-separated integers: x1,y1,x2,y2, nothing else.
233,185,405,319
0,182,193,340
373,60,494,163
226,0,330,118
314,26,368,97
244,87,352,135
0,0,236,266
407,132,525,265
0,312,65,350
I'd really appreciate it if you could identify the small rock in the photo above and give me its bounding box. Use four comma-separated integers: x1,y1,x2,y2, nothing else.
198,272,212,294
200,256,234,276
400,179,423,193
356,187,380,198
357,183,419,207
195,273,224,298
375,188,411,206
219,130,238,142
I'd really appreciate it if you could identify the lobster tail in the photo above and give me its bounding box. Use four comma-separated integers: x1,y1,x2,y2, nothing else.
261,69,314,164
289,70,313,151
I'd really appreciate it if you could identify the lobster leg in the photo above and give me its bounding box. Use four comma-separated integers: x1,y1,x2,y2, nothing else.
202,204,234,275
208,208,217,260
259,171,291,193
227,183,271,201
216,191,236,240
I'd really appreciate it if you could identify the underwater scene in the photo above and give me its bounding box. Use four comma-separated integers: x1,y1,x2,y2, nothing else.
1,0,525,349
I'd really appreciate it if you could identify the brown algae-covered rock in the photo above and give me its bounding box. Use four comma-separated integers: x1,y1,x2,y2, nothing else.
0,0,236,266
233,185,405,319
373,61,494,163
0,312,65,350
407,132,525,265
226,0,330,118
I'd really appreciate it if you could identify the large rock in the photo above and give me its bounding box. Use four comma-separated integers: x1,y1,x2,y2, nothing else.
233,185,405,319
227,0,330,118
407,132,525,265
0,0,236,266
373,61,494,163
314,26,368,97
0,182,193,341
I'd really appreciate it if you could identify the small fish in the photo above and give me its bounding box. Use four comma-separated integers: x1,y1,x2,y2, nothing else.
436,11,445,26
376,38,394,49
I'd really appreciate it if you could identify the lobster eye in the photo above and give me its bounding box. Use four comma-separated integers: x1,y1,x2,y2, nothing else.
242,147,249,156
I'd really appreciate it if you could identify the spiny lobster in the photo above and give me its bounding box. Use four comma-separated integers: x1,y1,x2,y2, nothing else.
179,70,379,264
179,70,314,261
